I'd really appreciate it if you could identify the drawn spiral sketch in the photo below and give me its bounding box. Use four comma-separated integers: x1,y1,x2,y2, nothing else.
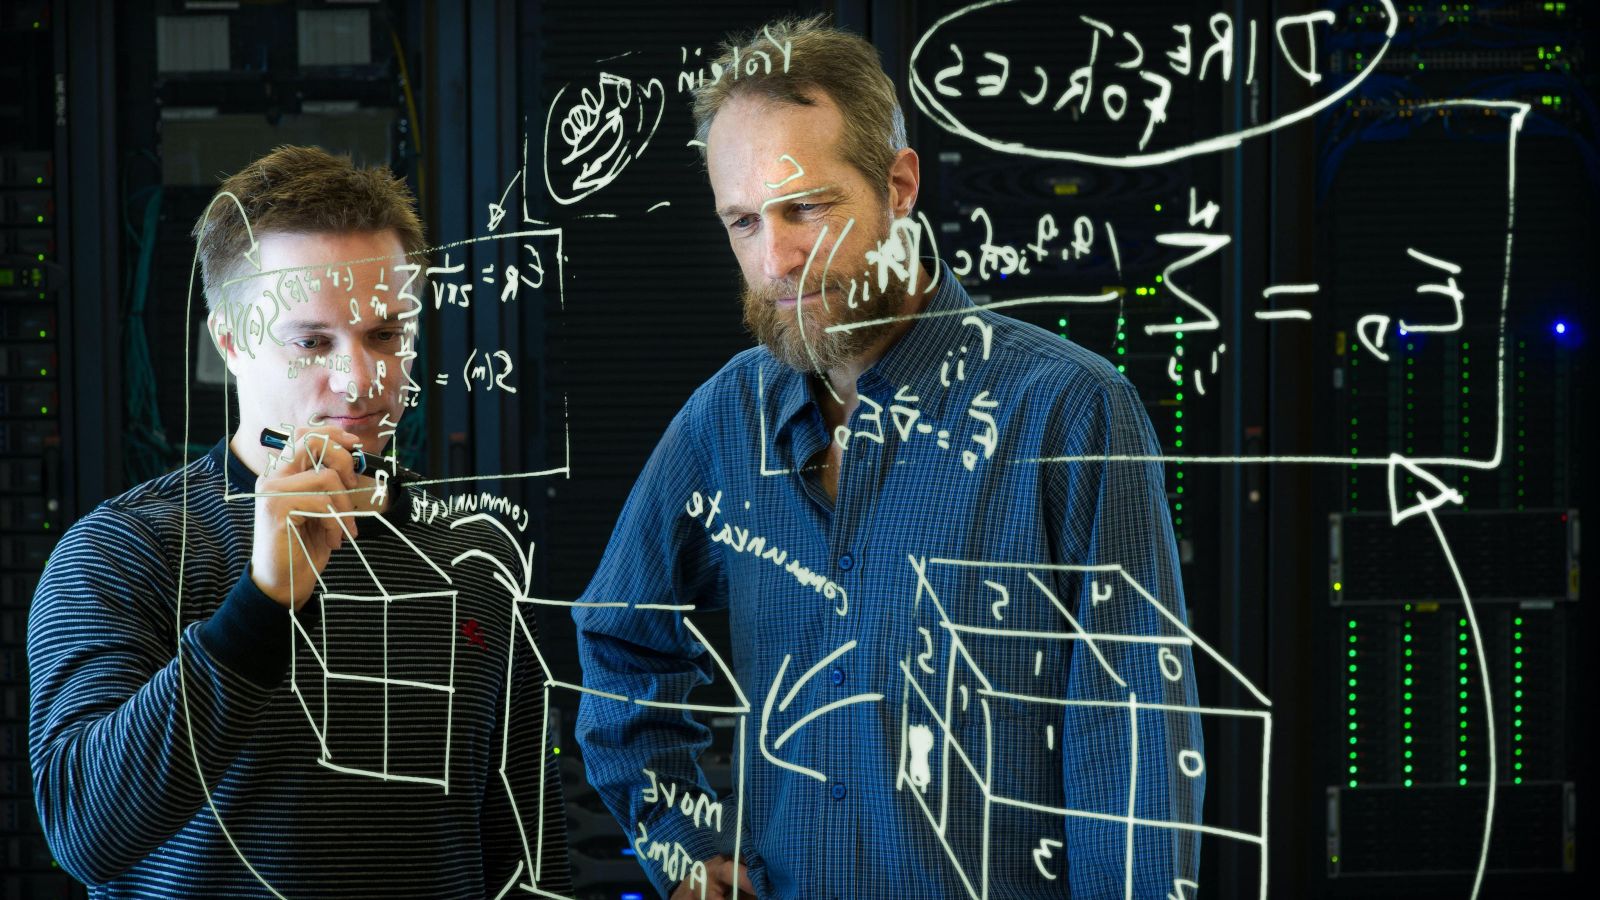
161,2,1534,897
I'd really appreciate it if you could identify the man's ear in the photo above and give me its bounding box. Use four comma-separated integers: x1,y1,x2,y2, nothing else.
207,310,238,375
886,147,921,221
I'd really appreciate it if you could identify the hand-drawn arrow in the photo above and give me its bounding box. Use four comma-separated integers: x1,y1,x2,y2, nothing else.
759,640,884,783
1385,453,1464,525
202,190,263,272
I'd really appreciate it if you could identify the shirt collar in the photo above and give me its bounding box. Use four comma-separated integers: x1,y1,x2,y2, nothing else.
858,260,975,397
209,438,257,495
765,261,975,439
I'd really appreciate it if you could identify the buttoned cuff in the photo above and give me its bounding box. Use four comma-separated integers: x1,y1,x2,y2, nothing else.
635,799,731,899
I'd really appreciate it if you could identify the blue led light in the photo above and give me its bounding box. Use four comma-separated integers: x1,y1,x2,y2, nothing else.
1555,321,1567,335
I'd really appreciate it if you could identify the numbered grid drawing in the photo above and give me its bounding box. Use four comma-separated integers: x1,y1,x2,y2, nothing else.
896,556,1271,900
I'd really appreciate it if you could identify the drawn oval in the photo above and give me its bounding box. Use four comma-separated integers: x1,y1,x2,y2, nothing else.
543,73,666,206
908,0,1397,168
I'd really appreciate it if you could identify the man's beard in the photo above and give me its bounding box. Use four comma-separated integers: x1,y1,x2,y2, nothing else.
742,271,912,373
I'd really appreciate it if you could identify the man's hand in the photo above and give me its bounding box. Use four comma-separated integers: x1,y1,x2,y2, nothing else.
670,854,755,900
250,426,363,610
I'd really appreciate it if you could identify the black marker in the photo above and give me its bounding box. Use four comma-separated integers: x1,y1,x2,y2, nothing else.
259,427,424,484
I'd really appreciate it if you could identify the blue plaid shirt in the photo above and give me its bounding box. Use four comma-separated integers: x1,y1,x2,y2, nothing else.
575,266,1203,899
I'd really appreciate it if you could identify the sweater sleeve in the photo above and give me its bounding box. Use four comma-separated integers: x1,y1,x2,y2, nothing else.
26,503,300,885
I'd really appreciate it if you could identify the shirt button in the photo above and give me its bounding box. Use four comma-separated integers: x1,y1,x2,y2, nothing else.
837,552,855,571
830,667,846,686
830,782,848,800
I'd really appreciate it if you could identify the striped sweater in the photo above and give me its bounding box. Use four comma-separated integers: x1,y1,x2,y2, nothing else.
27,442,572,898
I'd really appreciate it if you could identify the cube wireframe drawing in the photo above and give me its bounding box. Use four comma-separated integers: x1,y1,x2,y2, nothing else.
896,555,1272,900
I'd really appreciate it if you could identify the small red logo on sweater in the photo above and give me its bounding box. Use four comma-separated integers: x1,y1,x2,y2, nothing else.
461,619,487,650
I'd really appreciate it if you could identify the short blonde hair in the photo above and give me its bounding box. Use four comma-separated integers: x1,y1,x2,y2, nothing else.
691,15,907,200
191,145,425,311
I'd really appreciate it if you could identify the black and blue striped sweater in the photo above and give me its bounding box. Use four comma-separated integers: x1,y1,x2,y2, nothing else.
28,441,572,898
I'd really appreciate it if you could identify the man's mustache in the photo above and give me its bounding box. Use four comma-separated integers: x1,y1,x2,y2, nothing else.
745,277,855,305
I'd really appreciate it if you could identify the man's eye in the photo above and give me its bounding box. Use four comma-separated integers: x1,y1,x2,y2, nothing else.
730,215,756,231
794,203,820,213
292,337,326,351
373,329,402,344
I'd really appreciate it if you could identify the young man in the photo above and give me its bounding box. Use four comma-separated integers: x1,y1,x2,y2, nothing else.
28,146,570,897
574,17,1203,900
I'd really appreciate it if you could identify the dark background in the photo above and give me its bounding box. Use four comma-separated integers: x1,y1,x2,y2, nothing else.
1,0,1590,897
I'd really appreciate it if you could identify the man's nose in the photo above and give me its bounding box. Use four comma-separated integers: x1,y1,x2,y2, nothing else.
760,218,814,286
328,346,374,397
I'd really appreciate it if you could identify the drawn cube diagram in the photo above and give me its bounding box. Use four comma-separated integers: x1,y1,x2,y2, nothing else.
284,510,461,791
896,556,1272,900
